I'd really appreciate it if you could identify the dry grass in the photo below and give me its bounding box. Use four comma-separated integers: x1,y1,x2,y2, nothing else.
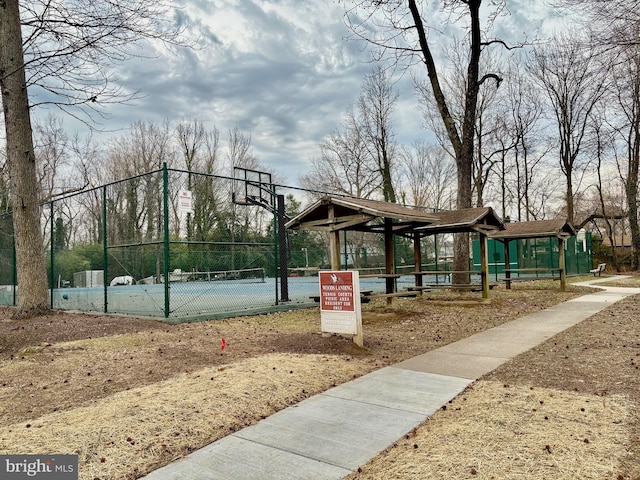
347,381,632,480
596,275,640,288
0,354,370,479
347,282,640,480
1,281,638,480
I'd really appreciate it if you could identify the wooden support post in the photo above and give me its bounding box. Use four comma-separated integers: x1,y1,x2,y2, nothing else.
328,205,341,270
480,233,490,300
558,237,566,292
504,239,512,290
413,233,423,296
384,217,395,305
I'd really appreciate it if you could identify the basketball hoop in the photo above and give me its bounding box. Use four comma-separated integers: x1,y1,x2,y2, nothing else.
232,167,274,207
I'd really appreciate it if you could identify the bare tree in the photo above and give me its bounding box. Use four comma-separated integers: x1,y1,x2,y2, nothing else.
546,1,640,269
609,45,640,269
299,104,387,271
1,0,49,317
227,126,258,172
104,120,173,244
587,110,622,269
400,141,455,210
32,115,83,260
500,58,555,221
176,120,205,239
191,127,223,241
303,66,400,202
177,120,206,172
553,0,640,51
357,66,399,203
345,0,507,281
1,0,186,317
417,38,506,208
528,35,609,224
175,121,225,241
300,117,380,199
472,49,510,208
34,114,71,200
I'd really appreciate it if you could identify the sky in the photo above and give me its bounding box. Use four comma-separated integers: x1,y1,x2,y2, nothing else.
32,0,573,186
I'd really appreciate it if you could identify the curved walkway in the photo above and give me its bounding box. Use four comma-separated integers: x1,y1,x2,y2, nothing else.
141,277,640,480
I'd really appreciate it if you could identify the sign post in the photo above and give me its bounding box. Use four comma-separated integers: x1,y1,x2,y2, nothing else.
319,271,363,347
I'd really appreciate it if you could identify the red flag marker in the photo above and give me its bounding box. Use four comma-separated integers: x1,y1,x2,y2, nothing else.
221,338,226,351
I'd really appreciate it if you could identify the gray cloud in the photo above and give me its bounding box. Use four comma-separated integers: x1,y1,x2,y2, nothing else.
98,0,375,181
31,1,566,185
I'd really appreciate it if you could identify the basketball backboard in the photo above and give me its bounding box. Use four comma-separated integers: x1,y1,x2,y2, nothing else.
232,167,274,207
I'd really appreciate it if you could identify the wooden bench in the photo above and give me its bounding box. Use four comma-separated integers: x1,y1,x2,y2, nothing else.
412,283,496,292
589,263,607,276
359,274,402,279
362,291,418,300
504,268,563,289
503,277,557,284
406,285,438,292
504,268,561,275
413,270,480,280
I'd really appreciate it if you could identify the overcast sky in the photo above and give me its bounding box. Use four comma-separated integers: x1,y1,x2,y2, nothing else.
36,0,573,185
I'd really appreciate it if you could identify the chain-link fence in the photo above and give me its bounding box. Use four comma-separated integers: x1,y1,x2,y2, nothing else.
1,166,285,319
472,233,593,281
0,165,595,320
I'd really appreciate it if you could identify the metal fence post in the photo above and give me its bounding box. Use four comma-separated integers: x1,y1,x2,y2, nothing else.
102,186,108,313
163,163,170,318
50,201,54,308
277,194,289,302
12,237,17,305
272,185,279,305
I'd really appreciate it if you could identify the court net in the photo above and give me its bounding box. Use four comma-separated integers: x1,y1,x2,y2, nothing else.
166,267,266,283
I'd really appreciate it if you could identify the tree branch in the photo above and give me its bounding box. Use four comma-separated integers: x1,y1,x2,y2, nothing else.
479,73,503,88
481,38,526,50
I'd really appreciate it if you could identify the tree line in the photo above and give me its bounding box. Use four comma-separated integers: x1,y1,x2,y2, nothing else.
307,0,639,272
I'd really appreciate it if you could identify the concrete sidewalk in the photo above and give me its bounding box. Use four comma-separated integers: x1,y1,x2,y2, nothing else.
141,278,640,480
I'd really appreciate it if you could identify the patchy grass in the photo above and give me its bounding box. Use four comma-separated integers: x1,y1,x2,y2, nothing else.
1,281,638,480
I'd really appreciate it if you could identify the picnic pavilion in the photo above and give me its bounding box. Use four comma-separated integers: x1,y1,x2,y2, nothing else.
488,218,577,291
285,196,505,300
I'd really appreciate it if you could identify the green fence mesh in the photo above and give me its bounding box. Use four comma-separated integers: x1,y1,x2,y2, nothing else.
0,165,595,320
472,234,593,281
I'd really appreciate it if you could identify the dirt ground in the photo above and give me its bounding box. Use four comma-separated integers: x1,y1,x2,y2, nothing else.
0,277,638,480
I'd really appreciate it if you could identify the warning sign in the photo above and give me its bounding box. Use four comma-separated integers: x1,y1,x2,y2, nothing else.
178,189,193,213
319,271,362,346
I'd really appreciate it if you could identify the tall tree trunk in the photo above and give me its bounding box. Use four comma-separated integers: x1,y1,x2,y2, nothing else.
454,148,473,283
0,0,50,317
596,138,620,271
627,179,640,270
627,120,640,270
408,0,481,284
564,158,575,224
452,0,482,284
381,145,396,203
